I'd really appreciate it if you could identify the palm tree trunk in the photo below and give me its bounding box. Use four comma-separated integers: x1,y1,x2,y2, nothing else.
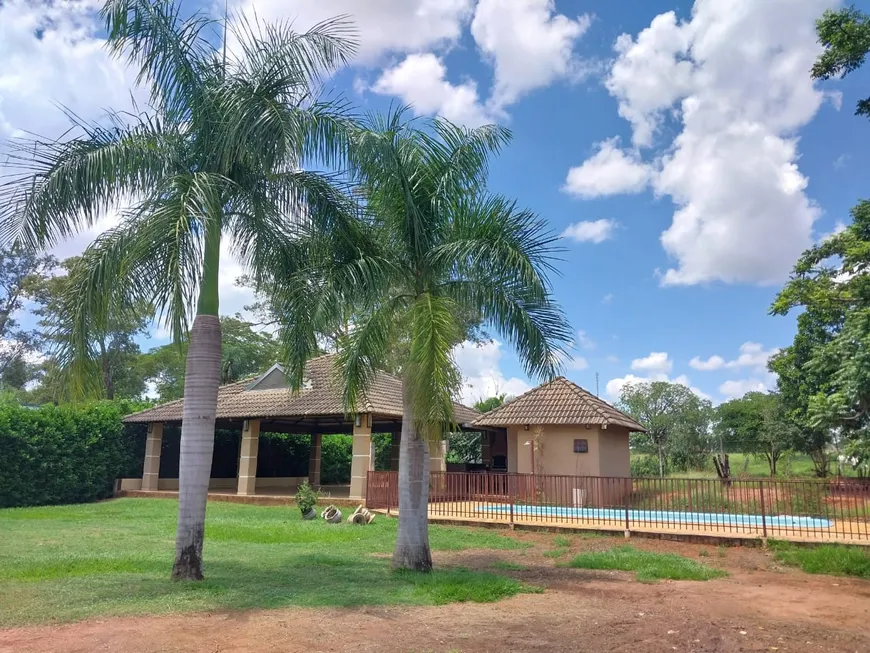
172,220,222,581
392,386,433,572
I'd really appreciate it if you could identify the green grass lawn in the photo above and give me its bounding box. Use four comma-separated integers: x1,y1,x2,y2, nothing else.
634,452,861,479
769,541,870,579
565,546,727,583
0,498,535,627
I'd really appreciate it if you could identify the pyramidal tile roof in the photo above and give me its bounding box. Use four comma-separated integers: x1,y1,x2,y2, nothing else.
472,376,646,432
125,354,480,425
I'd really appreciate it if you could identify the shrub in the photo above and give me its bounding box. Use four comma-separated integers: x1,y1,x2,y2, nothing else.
295,481,319,516
630,454,662,478
0,400,145,508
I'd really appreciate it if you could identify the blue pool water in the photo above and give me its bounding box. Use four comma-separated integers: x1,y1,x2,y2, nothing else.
480,505,833,529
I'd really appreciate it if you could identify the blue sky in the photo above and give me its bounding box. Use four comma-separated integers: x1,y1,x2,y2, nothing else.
2,0,869,405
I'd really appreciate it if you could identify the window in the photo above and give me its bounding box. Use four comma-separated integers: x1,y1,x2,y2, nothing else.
573,439,588,454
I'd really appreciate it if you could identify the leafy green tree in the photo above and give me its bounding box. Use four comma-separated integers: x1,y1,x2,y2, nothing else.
715,392,799,476
0,0,356,580
771,201,870,475
618,381,712,476
473,394,507,414
0,246,55,391
139,316,280,401
813,6,870,117
29,257,151,401
271,109,571,571
447,396,506,464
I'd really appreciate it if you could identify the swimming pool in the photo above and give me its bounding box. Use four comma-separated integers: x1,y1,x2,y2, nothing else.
480,505,833,529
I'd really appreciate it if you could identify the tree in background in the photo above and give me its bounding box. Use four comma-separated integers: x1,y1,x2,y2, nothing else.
619,381,712,476
446,394,507,464
813,5,870,117
0,0,357,580
271,109,571,571
715,392,799,477
0,246,55,391
29,257,151,401
139,316,280,401
473,394,507,414
764,7,870,476
771,202,870,475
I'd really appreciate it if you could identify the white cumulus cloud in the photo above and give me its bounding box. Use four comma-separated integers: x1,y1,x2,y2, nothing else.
453,340,532,405
231,0,474,64
471,0,592,110
371,53,492,127
561,219,617,244
689,355,726,371
719,378,770,400
630,351,673,375
569,0,834,286
606,372,709,402
690,342,778,373
563,138,651,198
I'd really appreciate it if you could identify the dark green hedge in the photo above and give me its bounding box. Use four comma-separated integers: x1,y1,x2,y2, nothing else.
0,400,146,508
0,395,398,508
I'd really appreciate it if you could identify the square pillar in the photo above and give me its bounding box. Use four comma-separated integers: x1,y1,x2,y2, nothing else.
237,419,260,496
308,433,322,487
350,413,373,500
507,428,518,473
142,422,164,491
390,431,401,472
430,439,447,473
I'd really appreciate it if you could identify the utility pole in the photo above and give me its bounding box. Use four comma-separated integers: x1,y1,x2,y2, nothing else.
595,372,599,397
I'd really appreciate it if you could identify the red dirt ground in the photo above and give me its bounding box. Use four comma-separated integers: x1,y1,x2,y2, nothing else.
1,534,869,653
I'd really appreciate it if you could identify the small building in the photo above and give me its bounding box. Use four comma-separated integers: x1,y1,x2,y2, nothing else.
121,354,480,501
121,358,646,504
472,376,646,479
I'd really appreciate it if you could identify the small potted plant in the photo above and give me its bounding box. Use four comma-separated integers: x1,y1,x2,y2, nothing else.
296,481,318,520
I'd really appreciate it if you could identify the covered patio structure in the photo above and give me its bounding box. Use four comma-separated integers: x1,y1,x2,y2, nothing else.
121,354,481,501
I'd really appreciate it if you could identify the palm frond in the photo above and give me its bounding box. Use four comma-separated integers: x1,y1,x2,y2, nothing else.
101,0,215,120
0,115,181,249
228,13,357,92
221,15,359,173
336,295,408,414
445,278,571,380
420,119,511,201
406,293,463,435
427,194,561,289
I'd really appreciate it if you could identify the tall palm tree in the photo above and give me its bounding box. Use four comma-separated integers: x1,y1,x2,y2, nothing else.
0,0,357,580
270,109,572,571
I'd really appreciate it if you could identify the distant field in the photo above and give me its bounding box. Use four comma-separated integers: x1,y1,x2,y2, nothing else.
632,452,863,479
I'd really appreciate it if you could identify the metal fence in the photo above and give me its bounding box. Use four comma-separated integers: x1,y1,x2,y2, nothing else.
366,470,870,543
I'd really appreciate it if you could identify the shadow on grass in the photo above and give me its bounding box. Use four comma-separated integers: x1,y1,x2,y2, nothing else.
0,553,538,627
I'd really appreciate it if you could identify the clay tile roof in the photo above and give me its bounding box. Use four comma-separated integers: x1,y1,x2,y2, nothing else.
472,377,646,432
124,354,480,425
